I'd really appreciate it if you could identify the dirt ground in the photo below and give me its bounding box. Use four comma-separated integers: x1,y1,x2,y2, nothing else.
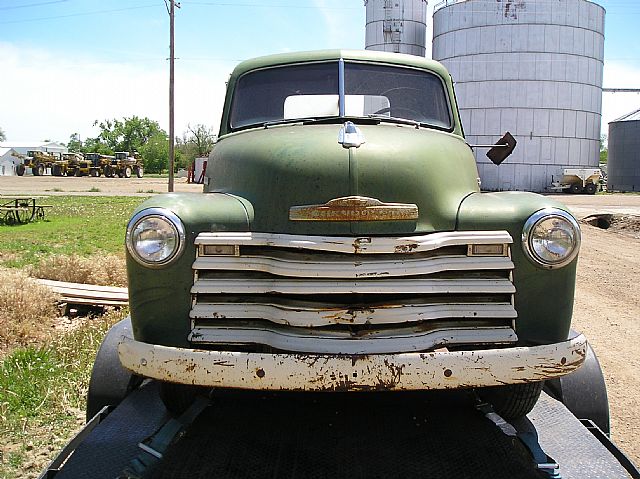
2,175,640,465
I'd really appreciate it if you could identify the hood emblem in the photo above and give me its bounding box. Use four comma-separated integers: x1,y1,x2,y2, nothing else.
289,196,418,222
338,121,365,148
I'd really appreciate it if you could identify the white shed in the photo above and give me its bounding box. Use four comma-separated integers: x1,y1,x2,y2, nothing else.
0,148,20,176
0,141,67,156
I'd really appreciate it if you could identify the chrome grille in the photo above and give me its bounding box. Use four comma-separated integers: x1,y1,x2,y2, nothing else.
189,231,517,354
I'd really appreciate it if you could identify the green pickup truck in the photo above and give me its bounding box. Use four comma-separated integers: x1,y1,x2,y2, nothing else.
115,50,586,419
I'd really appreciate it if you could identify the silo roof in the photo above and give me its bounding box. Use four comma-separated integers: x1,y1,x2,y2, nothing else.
612,108,640,122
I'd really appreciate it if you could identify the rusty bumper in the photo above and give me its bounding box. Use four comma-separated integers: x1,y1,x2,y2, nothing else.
118,334,587,391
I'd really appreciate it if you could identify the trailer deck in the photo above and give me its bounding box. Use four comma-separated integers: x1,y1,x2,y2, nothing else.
43,381,638,479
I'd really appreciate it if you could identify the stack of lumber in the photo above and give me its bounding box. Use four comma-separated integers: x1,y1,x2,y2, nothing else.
37,279,128,307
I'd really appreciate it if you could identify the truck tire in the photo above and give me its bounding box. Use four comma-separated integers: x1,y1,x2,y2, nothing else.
16,164,25,176
135,166,144,178
545,341,610,434
160,382,209,417
86,318,142,421
52,165,61,176
74,168,82,177
569,183,582,194
90,168,99,177
585,183,598,195
479,381,544,420
104,165,114,178
123,166,132,178
34,163,44,176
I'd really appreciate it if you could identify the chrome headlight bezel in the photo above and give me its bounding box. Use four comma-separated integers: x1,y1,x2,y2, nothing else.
126,208,186,268
522,208,581,269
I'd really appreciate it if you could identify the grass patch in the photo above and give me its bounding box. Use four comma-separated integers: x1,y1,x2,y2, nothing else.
0,269,59,351
0,310,125,478
0,196,144,269
87,187,101,193
29,254,127,287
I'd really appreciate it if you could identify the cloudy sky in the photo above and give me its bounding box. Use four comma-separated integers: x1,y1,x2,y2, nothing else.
0,0,639,144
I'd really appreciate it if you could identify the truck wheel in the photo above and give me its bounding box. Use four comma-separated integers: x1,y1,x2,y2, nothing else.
569,183,582,194
52,165,61,176
16,164,25,176
479,381,543,420
74,168,82,177
86,317,142,421
160,382,209,417
545,341,610,434
123,166,132,178
90,168,99,177
135,166,144,178
585,183,598,195
104,166,113,178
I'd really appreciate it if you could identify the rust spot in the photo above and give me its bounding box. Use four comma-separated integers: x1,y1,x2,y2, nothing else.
256,368,265,378
444,369,453,378
394,243,419,254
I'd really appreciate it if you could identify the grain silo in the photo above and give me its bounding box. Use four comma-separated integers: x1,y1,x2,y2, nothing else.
607,109,640,192
365,0,429,57
433,0,605,192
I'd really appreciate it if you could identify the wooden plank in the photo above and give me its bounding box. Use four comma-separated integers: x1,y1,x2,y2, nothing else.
36,279,129,307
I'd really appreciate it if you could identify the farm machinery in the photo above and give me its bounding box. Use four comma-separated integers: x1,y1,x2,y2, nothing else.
548,168,602,195
13,150,144,178
13,150,61,176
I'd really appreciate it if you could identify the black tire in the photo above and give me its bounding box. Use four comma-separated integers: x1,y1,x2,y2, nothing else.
123,166,132,178
16,164,26,176
104,165,113,178
569,183,582,194
52,165,61,176
135,166,144,178
585,182,598,195
74,168,82,177
479,381,544,420
90,168,99,177
86,318,142,421
160,382,209,417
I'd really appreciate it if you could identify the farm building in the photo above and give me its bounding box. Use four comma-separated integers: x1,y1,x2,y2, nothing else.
0,141,67,156
0,148,20,176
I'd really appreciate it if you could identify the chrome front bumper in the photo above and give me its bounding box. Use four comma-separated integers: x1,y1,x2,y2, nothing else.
118,334,587,391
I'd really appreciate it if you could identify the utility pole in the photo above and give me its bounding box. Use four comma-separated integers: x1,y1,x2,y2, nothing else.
167,0,180,192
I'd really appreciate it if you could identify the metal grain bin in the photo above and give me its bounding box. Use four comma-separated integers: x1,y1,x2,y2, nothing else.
365,0,429,57
608,109,640,192
433,0,605,192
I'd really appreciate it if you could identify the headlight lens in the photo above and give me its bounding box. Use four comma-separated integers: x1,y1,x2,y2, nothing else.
522,208,581,269
126,208,186,267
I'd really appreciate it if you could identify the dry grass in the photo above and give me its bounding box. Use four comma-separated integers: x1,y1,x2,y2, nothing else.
0,269,59,352
29,254,127,287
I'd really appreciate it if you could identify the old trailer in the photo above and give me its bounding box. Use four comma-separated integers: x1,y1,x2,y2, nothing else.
38,319,640,479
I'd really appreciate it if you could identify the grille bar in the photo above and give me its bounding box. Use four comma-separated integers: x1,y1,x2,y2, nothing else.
190,302,517,327
192,254,513,279
194,231,512,254
188,324,516,354
191,278,515,295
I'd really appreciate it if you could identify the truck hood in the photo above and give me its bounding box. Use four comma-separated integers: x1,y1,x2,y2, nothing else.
207,123,480,235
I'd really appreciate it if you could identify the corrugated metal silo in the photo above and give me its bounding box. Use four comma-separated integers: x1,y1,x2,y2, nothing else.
432,0,605,192
608,109,640,192
365,0,429,57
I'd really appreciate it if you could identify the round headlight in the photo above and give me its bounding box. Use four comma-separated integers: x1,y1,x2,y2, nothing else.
126,208,186,267
522,208,581,269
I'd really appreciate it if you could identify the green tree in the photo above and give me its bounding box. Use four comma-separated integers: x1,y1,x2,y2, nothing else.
599,134,608,164
89,116,166,154
139,132,170,174
67,133,84,152
0,126,6,142
177,124,216,170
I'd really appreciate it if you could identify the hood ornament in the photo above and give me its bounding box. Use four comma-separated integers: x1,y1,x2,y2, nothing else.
338,121,365,149
290,196,418,222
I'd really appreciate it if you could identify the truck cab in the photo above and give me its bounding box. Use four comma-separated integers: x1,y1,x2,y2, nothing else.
118,50,586,417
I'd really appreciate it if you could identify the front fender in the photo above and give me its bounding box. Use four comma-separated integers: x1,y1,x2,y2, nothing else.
127,193,253,347
457,192,577,345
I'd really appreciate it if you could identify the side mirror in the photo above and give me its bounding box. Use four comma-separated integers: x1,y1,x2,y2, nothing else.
486,132,517,166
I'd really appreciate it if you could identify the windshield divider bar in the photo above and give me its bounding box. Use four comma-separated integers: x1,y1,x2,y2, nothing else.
338,58,345,117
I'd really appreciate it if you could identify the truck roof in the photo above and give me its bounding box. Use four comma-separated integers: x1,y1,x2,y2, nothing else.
230,49,451,79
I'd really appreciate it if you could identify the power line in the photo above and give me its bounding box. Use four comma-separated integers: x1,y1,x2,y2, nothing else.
0,4,158,25
0,0,68,11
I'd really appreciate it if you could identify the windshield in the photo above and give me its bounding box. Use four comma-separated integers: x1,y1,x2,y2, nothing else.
229,61,452,131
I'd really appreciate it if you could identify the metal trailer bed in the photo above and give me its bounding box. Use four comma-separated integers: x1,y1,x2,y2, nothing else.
40,380,639,479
